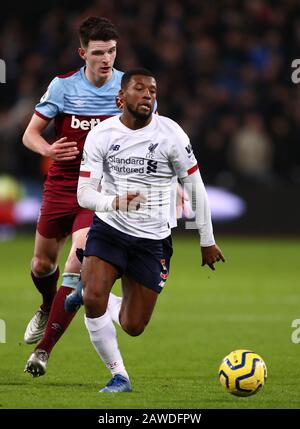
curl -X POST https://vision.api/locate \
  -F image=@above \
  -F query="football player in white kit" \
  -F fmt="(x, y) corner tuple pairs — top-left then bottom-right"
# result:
(66, 68), (225, 393)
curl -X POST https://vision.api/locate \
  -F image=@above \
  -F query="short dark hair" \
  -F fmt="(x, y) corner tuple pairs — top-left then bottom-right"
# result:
(79, 16), (119, 48)
(121, 68), (156, 89)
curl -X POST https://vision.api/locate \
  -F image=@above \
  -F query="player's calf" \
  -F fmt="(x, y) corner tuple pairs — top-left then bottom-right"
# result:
(120, 318), (145, 337)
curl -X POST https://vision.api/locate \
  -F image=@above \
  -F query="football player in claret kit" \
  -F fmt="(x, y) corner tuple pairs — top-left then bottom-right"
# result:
(22, 16), (127, 377)
(66, 68), (225, 392)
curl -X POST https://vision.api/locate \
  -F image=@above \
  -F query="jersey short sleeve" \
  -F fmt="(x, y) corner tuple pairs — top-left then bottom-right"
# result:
(168, 123), (198, 179)
(35, 77), (64, 119)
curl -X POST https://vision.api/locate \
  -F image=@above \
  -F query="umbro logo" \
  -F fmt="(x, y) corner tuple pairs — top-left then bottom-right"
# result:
(73, 100), (85, 107)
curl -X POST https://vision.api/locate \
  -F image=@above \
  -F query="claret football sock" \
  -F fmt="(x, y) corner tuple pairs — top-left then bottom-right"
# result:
(35, 285), (77, 354)
(84, 311), (129, 380)
(31, 266), (59, 312)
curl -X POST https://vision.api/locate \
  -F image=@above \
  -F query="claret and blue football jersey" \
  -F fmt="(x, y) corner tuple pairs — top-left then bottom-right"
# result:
(35, 66), (123, 189)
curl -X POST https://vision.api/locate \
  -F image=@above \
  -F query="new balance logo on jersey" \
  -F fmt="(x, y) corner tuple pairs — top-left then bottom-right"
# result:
(110, 144), (120, 151)
(185, 144), (192, 154)
(185, 144), (194, 158)
(146, 160), (158, 174)
(71, 115), (101, 130)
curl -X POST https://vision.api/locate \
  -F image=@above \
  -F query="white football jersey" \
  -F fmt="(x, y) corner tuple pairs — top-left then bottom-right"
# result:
(81, 114), (198, 239)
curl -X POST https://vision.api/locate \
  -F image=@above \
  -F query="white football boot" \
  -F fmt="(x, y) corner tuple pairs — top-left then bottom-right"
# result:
(24, 349), (49, 377)
(24, 309), (49, 344)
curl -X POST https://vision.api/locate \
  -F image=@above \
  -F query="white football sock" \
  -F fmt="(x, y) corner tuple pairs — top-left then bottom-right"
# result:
(107, 293), (122, 326)
(84, 311), (129, 380)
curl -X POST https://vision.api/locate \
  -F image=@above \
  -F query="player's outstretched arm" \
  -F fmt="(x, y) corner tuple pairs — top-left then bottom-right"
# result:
(23, 113), (79, 161)
(201, 244), (225, 271)
(180, 170), (225, 270)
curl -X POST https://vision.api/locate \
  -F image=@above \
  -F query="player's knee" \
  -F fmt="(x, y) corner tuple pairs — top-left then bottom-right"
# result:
(83, 289), (99, 307)
(31, 256), (55, 276)
(121, 320), (145, 337)
(83, 288), (107, 312)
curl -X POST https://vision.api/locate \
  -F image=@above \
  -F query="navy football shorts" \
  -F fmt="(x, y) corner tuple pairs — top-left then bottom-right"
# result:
(84, 216), (173, 293)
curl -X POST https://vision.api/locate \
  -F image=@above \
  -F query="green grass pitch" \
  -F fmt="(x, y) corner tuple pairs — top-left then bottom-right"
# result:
(0, 234), (300, 409)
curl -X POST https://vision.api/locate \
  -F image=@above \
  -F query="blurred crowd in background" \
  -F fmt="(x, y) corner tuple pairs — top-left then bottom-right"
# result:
(1, 0), (300, 187)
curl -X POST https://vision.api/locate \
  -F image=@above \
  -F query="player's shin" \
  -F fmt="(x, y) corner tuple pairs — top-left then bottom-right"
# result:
(84, 311), (129, 380)
(31, 266), (59, 312)
(35, 273), (80, 354)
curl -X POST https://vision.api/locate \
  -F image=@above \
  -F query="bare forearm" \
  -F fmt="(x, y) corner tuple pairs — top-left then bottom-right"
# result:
(22, 129), (52, 157)
(23, 129), (79, 161)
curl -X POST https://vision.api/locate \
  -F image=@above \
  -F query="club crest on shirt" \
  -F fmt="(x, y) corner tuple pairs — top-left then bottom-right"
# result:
(146, 143), (159, 159)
